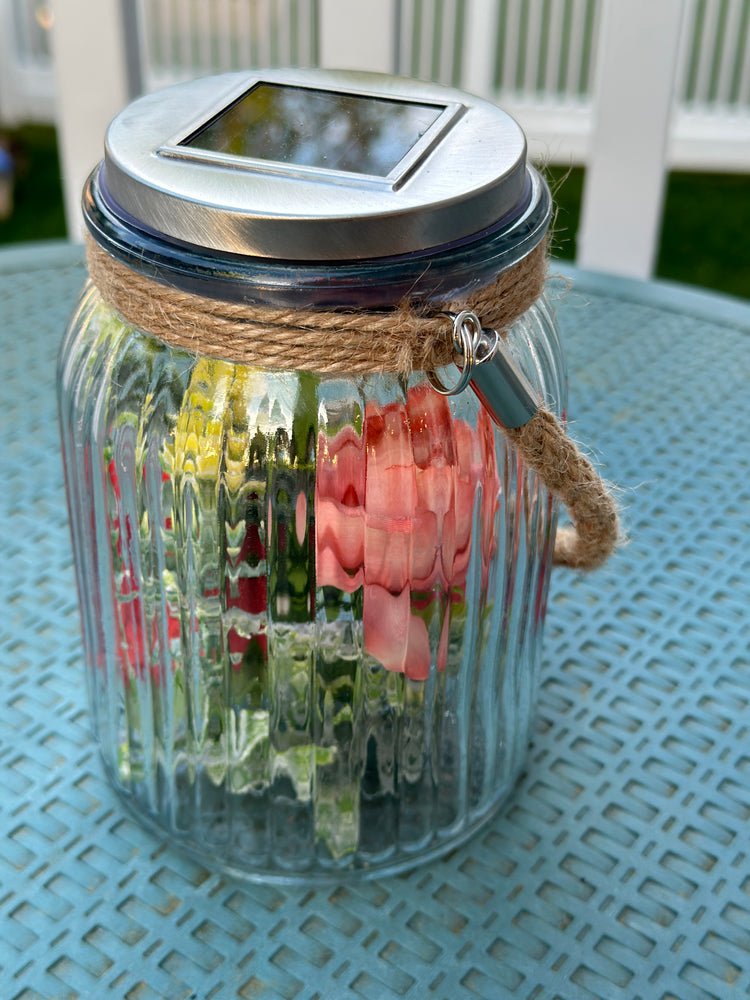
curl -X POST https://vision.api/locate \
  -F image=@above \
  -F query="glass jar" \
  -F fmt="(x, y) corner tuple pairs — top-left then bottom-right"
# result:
(58, 69), (567, 880)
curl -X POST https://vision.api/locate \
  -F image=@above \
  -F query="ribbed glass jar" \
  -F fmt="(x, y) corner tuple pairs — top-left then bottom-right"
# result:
(58, 283), (566, 881)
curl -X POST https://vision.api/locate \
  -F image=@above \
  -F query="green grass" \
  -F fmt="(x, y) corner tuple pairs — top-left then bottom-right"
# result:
(547, 165), (750, 299)
(0, 124), (66, 244)
(0, 126), (748, 300)
(656, 172), (750, 297)
(547, 165), (585, 261)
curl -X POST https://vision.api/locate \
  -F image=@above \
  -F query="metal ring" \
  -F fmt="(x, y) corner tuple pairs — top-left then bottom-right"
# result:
(475, 326), (500, 364)
(451, 310), (481, 359)
(427, 310), (482, 396)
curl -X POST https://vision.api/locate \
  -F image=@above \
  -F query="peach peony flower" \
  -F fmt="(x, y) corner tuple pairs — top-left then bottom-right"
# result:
(315, 385), (499, 680)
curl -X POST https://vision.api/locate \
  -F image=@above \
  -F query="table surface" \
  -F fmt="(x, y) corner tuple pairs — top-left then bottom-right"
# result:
(1, 242), (749, 1000)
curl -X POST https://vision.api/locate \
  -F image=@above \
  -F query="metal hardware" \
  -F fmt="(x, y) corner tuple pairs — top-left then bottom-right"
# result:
(428, 310), (540, 429)
(428, 310), (485, 396)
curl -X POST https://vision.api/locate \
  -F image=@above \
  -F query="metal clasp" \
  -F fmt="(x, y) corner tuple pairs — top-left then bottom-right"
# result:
(427, 310), (540, 429)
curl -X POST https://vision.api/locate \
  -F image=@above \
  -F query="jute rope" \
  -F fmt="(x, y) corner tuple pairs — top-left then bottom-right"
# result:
(86, 236), (547, 375)
(505, 411), (618, 570)
(86, 236), (618, 570)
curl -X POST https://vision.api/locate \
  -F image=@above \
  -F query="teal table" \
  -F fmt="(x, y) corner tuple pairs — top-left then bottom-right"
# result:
(2, 243), (749, 1000)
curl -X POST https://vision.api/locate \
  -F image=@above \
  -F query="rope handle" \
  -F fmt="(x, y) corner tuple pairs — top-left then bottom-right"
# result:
(505, 408), (619, 570)
(427, 308), (619, 571)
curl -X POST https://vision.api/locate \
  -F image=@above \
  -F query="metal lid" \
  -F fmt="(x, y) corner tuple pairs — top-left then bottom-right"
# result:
(98, 68), (532, 262)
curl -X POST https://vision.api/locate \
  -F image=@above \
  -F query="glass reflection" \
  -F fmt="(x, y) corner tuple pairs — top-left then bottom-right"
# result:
(183, 83), (445, 177)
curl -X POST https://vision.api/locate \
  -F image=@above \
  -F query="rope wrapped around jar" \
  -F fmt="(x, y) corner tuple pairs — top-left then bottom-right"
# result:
(86, 235), (619, 571)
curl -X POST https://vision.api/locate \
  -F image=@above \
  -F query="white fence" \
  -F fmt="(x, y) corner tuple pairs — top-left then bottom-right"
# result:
(139, 0), (319, 89)
(2, 0), (749, 277)
(139, 0), (750, 169)
(395, 0), (750, 170)
(0, 0), (744, 165)
(2, 0), (749, 169)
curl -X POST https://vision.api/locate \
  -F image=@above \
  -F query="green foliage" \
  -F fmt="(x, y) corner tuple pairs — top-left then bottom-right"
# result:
(0, 124), (66, 243)
(546, 165), (585, 261)
(547, 164), (750, 300)
(657, 172), (750, 299)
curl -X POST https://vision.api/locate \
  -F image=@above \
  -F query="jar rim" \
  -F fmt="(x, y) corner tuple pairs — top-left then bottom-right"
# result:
(84, 163), (551, 309)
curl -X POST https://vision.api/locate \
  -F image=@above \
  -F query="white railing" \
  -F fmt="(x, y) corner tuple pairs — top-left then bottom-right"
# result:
(4, 0), (749, 169)
(3, 0), (750, 275)
(139, 0), (319, 91)
(398, 0), (601, 97)
(675, 0), (750, 169)
(398, 0), (750, 169)
(464, 0), (602, 163)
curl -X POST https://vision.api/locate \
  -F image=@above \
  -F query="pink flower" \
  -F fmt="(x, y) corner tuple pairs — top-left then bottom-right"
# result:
(315, 385), (499, 680)
(316, 424), (366, 592)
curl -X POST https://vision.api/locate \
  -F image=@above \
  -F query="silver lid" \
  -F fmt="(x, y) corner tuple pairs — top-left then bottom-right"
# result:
(100, 68), (531, 262)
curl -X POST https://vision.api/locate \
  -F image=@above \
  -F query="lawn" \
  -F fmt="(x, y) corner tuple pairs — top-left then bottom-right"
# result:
(0, 125), (748, 300)
(0, 125), (66, 243)
(548, 165), (750, 299)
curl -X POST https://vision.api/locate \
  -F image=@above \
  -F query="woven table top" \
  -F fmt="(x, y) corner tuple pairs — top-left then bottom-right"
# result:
(1, 242), (749, 1000)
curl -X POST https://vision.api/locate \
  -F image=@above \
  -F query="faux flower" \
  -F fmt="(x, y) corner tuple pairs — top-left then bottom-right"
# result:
(315, 384), (499, 680)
